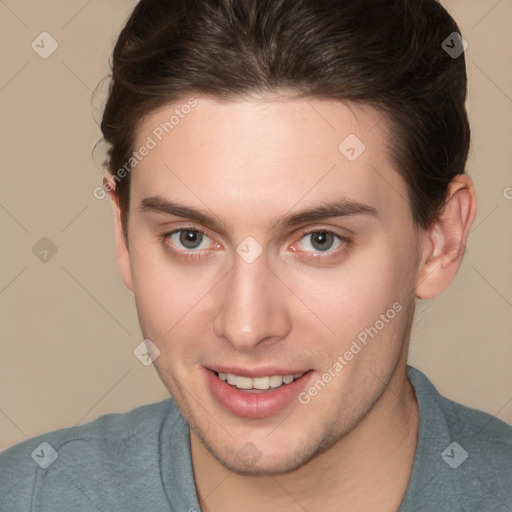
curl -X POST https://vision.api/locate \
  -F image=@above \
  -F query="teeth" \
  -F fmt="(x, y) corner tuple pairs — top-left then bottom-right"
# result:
(216, 371), (305, 390)
(282, 375), (294, 384)
(235, 376), (252, 390)
(269, 375), (283, 388)
(252, 376), (270, 390)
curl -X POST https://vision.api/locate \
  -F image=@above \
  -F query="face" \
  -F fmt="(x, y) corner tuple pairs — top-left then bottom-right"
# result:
(118, 95), (424, 474)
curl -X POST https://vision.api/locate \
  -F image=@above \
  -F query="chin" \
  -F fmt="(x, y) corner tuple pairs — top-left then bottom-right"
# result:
(218, 447), (313, 476)
(196, 426), (331, 476)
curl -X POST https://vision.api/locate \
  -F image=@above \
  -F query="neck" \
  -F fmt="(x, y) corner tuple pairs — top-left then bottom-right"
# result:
(191, 364), (419, 512)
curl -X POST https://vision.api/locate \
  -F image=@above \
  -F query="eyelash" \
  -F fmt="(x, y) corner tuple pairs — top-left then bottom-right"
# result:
(159, 226), (352, 262)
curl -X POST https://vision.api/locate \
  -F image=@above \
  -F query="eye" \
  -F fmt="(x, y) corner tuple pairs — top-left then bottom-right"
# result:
(164, 228), (214, 252)
(294, 230), (349, 256)
(300, 231), (338, 252)
(160, 227), (350, 262)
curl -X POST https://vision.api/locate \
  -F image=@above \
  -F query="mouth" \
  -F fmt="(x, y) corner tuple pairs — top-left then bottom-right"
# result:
(203, 366), (314, 418)
(213, 370), (306, 392)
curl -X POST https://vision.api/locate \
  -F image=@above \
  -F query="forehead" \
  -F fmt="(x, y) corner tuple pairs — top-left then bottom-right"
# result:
(130, 95), (410, 228)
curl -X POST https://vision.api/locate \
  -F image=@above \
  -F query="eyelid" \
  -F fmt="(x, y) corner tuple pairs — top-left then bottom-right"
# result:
(172, 227), (217, 244)
(291, 227), (351, 254)
(295, 225), (349, 239)
(160, 224), (351, 261)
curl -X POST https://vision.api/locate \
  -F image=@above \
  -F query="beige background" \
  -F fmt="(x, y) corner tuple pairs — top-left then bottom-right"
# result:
(1, 0), (511, 451)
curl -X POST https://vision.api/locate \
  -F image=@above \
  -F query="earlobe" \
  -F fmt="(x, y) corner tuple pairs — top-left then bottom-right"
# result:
(415, 174), (477, 300)
(107, 184), (133, 292)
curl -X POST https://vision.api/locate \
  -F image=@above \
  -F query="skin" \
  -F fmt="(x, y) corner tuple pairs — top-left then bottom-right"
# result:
(108, 94), (477, 511)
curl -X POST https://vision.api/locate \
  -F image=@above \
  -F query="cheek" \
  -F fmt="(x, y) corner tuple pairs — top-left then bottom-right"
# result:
(128, 220), (417, 369)
(290, 241), (411, 348)
(129, 244), (187, 336)
(129, 242), (221, 359)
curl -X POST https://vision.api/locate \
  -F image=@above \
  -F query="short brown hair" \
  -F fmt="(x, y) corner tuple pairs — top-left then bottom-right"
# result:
(101, 0), (470, 241)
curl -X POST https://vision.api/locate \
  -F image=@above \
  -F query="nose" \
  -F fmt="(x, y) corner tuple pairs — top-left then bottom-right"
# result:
(212, 253), (292, 352)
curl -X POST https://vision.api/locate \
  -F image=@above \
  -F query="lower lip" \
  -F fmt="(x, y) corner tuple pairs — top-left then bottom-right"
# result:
(203, 367), (313, 418)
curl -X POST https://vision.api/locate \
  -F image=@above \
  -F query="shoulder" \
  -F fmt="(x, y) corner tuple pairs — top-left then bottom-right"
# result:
(1, 397), (175, 464)
(404, 366), (512, 512)
(408, 365), (512, 455)
(436, 381), (512, 502)
(0, 398), (181, 512)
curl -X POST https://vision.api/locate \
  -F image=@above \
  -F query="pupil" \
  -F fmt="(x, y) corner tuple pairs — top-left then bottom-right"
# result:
(180, 230), (202, 249)
(312, 231), (333, 251)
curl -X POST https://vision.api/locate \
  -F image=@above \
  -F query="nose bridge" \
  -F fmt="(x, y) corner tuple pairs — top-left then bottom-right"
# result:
(213, 254), (290, 351)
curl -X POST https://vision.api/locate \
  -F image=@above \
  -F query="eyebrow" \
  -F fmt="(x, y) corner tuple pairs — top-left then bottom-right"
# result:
(140, 195), (378, 233)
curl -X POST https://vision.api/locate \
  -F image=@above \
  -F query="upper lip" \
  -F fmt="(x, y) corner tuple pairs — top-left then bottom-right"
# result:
(205, 365), (310, 378)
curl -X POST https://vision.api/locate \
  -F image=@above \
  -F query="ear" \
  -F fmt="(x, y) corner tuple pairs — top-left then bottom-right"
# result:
(106, 179), (133, 292)
(415, 174), (477, 300)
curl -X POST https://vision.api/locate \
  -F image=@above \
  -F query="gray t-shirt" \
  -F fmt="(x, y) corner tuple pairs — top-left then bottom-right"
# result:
(1, 366), (511, 511)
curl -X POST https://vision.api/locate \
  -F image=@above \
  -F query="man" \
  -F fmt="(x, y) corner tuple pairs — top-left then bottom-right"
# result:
(1, 0), (511, 511)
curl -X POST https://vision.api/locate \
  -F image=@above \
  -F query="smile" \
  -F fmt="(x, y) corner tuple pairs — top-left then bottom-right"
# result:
(215, 371), (305, 391)
(204, 367), (314, 418)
